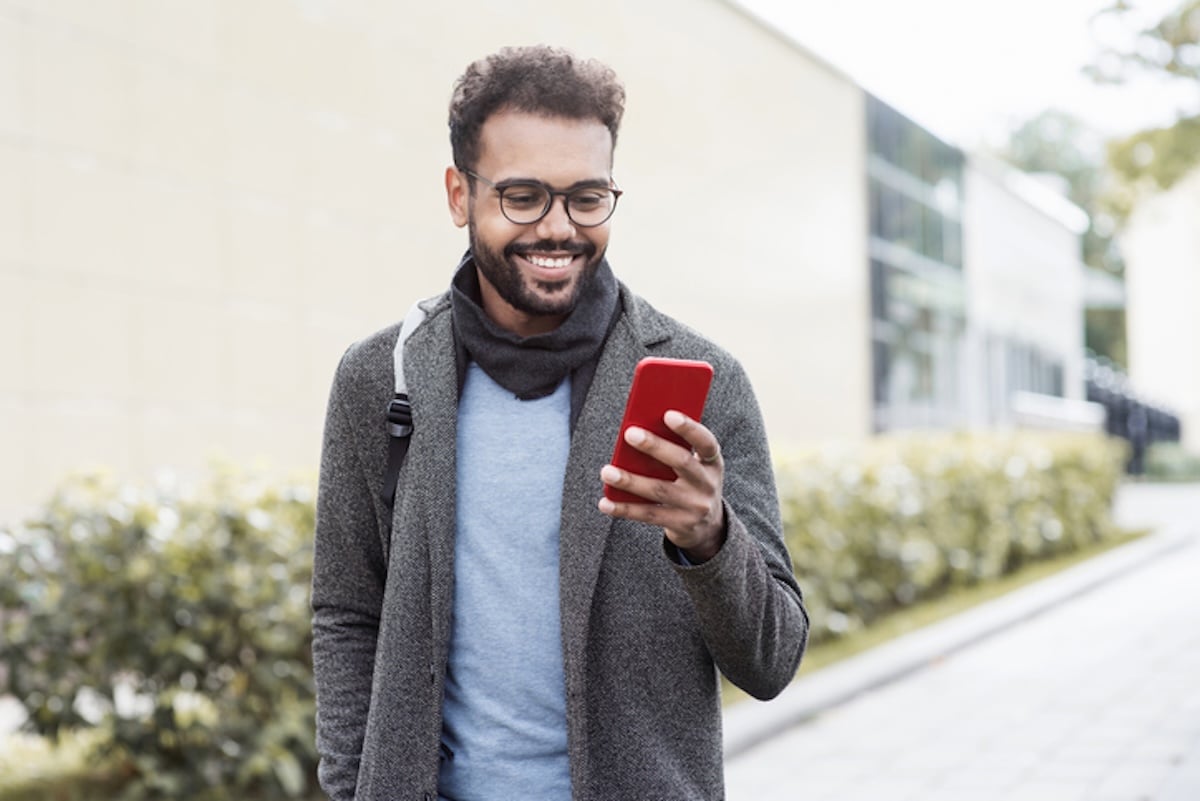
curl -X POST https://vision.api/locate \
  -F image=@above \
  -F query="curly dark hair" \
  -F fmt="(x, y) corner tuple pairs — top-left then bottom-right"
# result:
(448, 45), (626, 171)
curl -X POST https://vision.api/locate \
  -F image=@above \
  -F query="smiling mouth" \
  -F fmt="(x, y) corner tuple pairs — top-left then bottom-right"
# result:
(510, 244), (587, 271)
(522, 253), (576, 269)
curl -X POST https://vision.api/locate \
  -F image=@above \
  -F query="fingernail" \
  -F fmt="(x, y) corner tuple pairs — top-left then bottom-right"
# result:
(600, 465), (621, 483)
(625, 427), (645, 445)
(598, 497), (615, 514)
(664, 410), (685, 427)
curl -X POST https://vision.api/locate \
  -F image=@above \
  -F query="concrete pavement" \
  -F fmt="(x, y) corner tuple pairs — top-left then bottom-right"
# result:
(723, 481), (1200, 801)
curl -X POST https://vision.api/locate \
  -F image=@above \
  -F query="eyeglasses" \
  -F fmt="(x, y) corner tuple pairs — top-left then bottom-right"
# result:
(463, 169), (622, 227)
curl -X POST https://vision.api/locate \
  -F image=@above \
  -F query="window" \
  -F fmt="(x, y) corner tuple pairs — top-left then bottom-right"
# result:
(867, 94), (967, 431)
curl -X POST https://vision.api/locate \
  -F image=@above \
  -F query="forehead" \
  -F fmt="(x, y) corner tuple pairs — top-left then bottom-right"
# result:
(476, 110), (613, 183)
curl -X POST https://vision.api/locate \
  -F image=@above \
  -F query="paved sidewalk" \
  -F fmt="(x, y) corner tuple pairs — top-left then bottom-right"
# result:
(724, 482), (1200, 801)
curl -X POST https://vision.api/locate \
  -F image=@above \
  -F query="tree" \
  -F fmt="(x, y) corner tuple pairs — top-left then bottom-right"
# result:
(1088, 0), (1200, 85)
(1087, 0), (1200, 206)
(1075, 0), (1200, 368)
(1003, 0), (1200, 368)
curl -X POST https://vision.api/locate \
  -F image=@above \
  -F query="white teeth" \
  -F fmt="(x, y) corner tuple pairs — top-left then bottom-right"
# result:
(526, 254), (573, 268)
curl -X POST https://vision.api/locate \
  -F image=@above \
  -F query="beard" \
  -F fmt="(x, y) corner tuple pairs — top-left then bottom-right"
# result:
(468, 218), (603, 319)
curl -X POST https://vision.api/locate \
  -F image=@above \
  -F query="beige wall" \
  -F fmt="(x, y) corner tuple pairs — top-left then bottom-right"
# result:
(1123, 169), (1200, 453)
(0, 0), (870, 521)
(963, 157), (1087, 425)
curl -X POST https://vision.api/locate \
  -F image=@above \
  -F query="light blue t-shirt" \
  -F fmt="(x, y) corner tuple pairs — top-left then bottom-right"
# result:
(438, 363), (572, 801)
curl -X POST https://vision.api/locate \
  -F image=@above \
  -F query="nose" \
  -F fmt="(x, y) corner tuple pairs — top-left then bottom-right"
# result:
(534, 194), (577, 241)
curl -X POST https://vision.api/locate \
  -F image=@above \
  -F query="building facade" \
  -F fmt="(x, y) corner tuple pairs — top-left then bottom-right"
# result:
(1122, 168), (1200, 452)
(961, 156), (1089, 428)
(0, 0), (872, 518)
(0, 0), (1093, 520)
(864, 100), (1089, 435)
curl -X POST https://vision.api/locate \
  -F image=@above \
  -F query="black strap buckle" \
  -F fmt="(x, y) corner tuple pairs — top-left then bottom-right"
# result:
(386, 395), (413, 438)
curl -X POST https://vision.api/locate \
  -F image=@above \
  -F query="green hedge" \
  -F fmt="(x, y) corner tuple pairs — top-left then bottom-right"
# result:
(778, 431), (1127, 643)
(1144, 442), (1200, 482)
(0, 432), (1128, 798)
(0, 728), (124, 801)
(0, 469), (317, 801)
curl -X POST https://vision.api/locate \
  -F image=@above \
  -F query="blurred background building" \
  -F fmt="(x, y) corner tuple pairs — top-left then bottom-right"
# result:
(1121, 168), (1200, 453)
(0, 0), (1189, 521)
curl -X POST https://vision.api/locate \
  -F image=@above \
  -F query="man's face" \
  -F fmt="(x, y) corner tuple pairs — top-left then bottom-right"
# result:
(446, 110), (615, 337)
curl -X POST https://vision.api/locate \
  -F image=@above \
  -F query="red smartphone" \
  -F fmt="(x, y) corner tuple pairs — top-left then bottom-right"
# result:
(605, 357), (714, 504)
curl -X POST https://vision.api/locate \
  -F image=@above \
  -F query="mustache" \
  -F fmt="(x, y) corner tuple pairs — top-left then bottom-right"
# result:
(508, 240), (593, 257)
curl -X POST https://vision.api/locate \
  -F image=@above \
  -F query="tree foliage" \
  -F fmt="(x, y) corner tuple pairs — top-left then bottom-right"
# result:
(998, 1), (1200, 366)
(1106, 114), (1200, 211)
(1088, 0), (1200, 200)
(1088, 0), (1200, 84)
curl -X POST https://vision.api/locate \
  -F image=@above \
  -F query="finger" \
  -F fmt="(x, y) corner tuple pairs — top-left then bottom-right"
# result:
(597, 493), (695, 530)
(597, 493), (722, 554)
(623, 425), (695, 472)
(663, 410), (721, 465)
(600, 463), (715, 523)
(600, 463), (679, 505)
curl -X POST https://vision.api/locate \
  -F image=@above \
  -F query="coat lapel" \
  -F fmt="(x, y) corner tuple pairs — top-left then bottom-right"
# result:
(558, 289), (673, 708)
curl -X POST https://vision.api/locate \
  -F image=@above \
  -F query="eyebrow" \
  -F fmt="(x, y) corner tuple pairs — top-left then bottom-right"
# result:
(494, 176), (612, 191)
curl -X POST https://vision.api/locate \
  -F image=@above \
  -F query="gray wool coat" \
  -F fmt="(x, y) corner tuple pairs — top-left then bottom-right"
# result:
(311, 284), (809, 801)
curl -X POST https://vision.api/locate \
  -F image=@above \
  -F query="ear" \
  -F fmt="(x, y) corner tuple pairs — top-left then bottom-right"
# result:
(446, 166), (469, 228)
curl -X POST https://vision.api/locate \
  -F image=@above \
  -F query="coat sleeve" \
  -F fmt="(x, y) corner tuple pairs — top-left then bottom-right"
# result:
(311, 350), (388, 801)
(667, 357), (809, 700)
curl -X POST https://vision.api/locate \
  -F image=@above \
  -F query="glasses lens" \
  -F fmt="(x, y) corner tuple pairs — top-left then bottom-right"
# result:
(567, 188), (617, 226)
(499, 184), (551, 224)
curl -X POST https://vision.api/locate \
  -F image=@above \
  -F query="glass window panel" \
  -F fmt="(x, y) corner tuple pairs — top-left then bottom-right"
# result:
(869, 177), (883, 238)
(943, 220), (962, 269)
(870, 259), (887, 321)
(873, 339), (890, 404)
(900, 195), (922, 253)
(923, 205), (943, 263)
(881, 184), (903, 242)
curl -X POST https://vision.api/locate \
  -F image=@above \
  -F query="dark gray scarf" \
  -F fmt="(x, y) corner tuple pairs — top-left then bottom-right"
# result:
(450, 252), (620, 403)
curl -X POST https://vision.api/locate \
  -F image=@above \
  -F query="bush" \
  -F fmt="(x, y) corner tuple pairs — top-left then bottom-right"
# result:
(0, 468), (317, 801)
(1144, 442), (1200, 482)
(0, 728), (125, 800)
(777, 432), (1127, 643)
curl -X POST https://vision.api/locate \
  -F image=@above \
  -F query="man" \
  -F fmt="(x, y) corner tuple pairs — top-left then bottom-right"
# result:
(311, 46), (808, 801)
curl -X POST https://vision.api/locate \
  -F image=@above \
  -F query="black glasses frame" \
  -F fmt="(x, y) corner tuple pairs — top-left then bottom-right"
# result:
(462, 169), (622, 227)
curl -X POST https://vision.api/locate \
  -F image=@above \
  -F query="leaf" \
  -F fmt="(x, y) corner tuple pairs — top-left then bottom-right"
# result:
(271, 750), (306, 797)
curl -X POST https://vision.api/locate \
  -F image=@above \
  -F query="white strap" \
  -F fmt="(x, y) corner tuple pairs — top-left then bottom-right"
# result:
(393, 300), (428, 395)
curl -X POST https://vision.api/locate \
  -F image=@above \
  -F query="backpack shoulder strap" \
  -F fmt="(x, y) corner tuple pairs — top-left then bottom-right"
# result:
(391, 299), (428, 402)
(381, 299), (429, 524)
